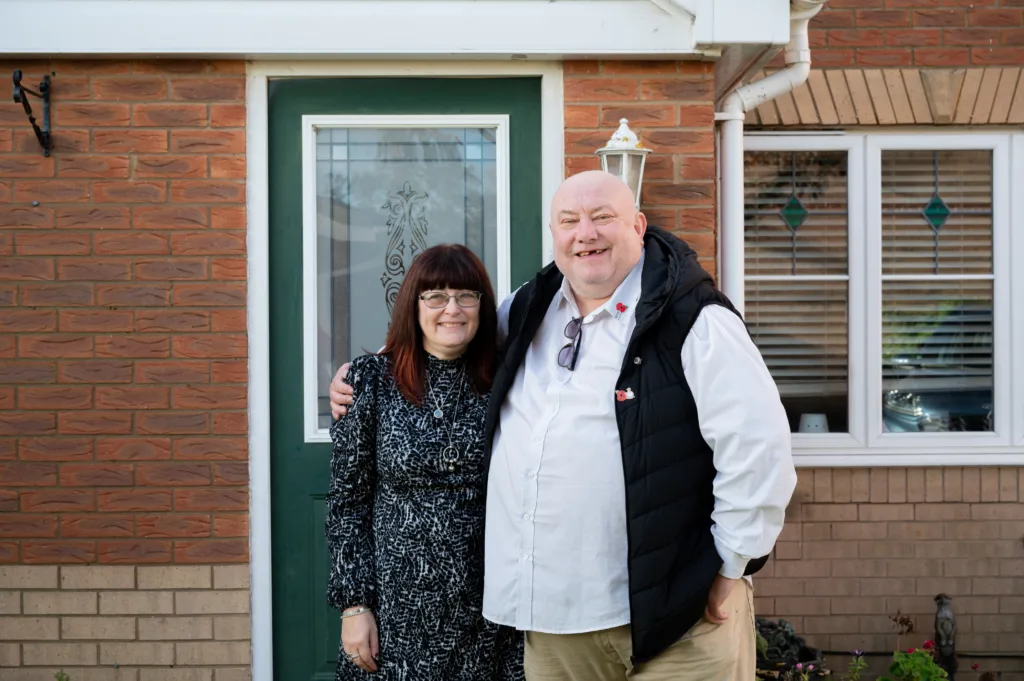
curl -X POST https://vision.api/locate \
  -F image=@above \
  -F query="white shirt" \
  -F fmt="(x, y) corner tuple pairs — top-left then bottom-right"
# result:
(482, 252), (796, 634)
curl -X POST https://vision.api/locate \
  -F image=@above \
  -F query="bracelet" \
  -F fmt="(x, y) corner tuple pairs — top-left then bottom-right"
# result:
(341, 606), (371, 618)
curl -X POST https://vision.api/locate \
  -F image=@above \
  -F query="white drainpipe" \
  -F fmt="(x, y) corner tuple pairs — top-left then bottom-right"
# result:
(717, 0), (827, 316)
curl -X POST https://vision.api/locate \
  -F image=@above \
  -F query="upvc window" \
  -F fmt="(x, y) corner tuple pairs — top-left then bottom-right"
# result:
(742, 132), (1022, 465)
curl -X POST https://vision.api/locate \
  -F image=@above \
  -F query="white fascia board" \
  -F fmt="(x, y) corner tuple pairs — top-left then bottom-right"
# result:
(2, 0), (704, 58)
(677, 0), (790, 47)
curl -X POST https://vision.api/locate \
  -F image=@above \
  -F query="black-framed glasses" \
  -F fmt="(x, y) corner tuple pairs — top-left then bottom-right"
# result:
(558, 317), (582, 371)
(419, 290), (482, 309)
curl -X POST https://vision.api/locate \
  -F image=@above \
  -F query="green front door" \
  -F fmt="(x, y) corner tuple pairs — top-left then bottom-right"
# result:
(268, 77), (542, 681)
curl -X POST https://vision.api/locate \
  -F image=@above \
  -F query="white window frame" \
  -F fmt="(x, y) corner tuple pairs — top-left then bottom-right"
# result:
(1014, 133), (1024, 449)
(742, 134), (867, 452)
(744, 130), (1024, 466)
(300, 114), (512, 444)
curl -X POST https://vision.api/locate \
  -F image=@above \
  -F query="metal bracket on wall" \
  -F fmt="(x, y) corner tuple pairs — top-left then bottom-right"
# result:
(12, 69), (52, 157)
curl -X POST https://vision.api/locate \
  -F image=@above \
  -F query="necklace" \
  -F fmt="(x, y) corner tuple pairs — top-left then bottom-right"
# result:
(427, 364), (466, 472)
(428, 364), (461, 419)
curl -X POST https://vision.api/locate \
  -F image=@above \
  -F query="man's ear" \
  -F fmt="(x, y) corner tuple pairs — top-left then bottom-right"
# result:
(635, 211), (648, 239)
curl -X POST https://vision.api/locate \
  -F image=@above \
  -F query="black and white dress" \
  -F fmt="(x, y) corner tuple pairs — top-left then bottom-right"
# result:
(326, 352), (524, 681)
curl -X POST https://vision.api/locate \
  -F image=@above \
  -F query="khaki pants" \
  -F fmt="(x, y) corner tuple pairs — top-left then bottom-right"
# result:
(523, 580), (755, 681)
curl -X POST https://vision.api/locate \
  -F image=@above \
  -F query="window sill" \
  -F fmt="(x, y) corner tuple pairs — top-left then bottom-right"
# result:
(792, 447), (1024, 467)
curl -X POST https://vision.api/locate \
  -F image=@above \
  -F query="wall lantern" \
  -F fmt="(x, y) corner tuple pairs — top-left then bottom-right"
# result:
(595, 118), (651, 209)
(12, 70), (52, 157)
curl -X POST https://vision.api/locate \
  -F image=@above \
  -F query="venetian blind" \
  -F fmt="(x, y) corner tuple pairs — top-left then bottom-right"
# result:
(880, 150), (994, 430)
(743, 151), (849, 430)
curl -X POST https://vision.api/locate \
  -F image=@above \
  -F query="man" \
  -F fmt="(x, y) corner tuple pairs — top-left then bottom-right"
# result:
(331, 170), (796, 680)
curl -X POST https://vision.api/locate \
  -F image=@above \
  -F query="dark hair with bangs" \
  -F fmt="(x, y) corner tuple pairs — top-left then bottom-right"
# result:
(380, 244), (497, 405)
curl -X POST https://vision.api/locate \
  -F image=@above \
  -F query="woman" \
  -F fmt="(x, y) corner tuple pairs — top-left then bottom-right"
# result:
(325, 244), (523, 681)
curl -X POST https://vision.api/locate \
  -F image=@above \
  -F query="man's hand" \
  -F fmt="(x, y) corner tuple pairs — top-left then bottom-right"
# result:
(704, 574), (739, 624)
(330, 363), (353, 419)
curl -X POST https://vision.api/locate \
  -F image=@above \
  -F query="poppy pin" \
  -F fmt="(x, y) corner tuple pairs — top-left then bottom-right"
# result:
(616, 302), (627, 313)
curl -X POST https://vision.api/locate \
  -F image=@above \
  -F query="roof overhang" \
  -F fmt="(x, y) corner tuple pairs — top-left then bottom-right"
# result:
(1, 0), (790, 61)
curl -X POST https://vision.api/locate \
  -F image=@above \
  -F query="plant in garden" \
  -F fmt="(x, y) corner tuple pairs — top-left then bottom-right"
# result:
(54, 672), (70, 681)
(844, 650), (868, 681)
(781, 662), (816, 681)
(889, 610), (915, 652)
(879, 641), (948, 681)
(973, 663), (1000, 681)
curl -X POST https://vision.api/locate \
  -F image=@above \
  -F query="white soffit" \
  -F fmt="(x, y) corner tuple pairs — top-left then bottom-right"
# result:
(1, 0), (708, 58)
(686, 0), (790, 47)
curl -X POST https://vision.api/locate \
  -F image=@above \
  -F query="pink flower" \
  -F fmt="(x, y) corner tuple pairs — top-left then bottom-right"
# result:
(796, 663), (803, 671)
(923, 640), (934, 650)
(972, 664), (980, 671)
(906, 648), (915, 654)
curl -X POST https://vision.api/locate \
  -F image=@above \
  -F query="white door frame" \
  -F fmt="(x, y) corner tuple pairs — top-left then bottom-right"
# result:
(245, 60), (564, 681)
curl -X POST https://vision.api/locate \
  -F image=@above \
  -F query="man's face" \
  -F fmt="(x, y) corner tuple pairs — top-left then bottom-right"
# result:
(550, 171), (647, 303)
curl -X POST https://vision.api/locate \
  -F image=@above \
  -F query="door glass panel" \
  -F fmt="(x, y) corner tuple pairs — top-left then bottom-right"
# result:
(314, 125), (501, 429)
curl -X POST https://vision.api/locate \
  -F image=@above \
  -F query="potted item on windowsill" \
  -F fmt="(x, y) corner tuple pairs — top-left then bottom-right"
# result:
(797, 413), (829, 433)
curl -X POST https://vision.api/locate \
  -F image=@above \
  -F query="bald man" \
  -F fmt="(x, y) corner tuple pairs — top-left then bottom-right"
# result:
(330, 171), (796, 680)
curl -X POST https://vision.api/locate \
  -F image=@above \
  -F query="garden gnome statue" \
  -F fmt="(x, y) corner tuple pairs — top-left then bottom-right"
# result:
(934, 593), (957, 679)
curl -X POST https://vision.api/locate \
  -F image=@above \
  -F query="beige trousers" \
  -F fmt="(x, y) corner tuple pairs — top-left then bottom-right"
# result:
(523, 580), (755, 681)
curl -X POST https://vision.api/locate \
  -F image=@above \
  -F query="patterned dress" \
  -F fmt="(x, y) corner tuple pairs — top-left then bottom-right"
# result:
(326, 352), (524, 681)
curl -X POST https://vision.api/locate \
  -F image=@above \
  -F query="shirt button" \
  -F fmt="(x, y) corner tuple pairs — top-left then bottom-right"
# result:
(523, 554), (532, 561)
(523, 513), (531, 520)
(633, 356), (642, 365)
(528, 472), (537, 479)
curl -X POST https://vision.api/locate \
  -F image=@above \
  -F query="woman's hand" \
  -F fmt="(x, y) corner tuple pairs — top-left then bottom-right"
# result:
(341, 607), (379, 673)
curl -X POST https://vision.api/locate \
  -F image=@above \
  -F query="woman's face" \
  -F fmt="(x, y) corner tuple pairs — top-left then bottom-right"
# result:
(418, 287), (481, 359)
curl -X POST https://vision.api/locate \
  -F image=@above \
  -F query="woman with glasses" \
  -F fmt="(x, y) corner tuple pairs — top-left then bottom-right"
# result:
(326, 244), (523, 680)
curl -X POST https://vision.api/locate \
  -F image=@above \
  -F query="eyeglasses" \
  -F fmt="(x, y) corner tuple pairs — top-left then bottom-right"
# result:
(557, 317), (582, 371)
(419, 290), (482, 309)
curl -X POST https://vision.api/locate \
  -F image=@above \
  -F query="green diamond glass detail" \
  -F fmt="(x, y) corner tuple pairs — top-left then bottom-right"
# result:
(779, 194), (808, 231)
(922, 193), (951, 232)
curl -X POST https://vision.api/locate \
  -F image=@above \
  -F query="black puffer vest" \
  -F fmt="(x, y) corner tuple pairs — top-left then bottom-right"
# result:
(481, 226), (769, 664)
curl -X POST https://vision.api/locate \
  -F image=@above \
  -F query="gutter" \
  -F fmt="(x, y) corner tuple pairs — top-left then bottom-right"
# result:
(715, 0), (828, 316)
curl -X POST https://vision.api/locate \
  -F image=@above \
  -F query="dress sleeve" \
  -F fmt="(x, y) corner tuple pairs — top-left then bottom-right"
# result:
(325, 355), (381, 611)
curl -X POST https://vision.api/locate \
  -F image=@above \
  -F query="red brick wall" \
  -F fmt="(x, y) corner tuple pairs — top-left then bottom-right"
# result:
(561, 60), (718, 278)
(806, 0), (1024, 68)
(0, 59), (248, 566)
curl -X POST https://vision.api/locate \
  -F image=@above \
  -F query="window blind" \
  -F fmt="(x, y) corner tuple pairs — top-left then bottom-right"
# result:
(880, 150), (994, 432)
(744, 151), (850, 432)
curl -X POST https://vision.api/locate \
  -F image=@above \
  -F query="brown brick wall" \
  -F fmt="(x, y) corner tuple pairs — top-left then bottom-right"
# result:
(562, 60), (718, 278)
(804, 0), (1024, 68)
(760, 467), (1024, 661)
(0, 59), (248, 567)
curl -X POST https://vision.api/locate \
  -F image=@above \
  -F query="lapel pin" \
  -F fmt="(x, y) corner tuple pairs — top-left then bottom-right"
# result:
(615, 388), (636, 402)
(615, 302), (627, 313)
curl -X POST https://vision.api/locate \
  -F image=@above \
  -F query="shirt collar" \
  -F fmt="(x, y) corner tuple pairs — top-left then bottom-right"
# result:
(557, 248), (645, 325)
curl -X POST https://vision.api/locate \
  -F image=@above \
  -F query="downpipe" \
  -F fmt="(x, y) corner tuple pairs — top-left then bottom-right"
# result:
(717, 0), (827, 316)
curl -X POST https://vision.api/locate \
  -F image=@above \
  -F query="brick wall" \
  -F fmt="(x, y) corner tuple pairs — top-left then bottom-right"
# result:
(0, 565), (250, 680)
(0, 59), (250, 677)
(761, 467), (1024, 672)
(806, 0), (1024, 68)
(562, 60), (718, 278)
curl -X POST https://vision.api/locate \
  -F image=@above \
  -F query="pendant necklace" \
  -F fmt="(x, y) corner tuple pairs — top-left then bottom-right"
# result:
(429, 365), (461, 420)
(427, 364), (466, 472)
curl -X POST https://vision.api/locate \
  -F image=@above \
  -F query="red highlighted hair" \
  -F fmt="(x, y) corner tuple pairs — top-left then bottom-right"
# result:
(381, 244), (497, 405)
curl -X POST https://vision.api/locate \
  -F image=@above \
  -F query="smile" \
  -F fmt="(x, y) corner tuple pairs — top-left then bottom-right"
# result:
(575, 249), (607, 257)
(438, 323), (465, 328)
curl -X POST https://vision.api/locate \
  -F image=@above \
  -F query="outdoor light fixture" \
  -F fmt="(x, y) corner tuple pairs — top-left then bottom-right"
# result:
(11, 70), (52, 157)
(595, 118), (651, 209)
